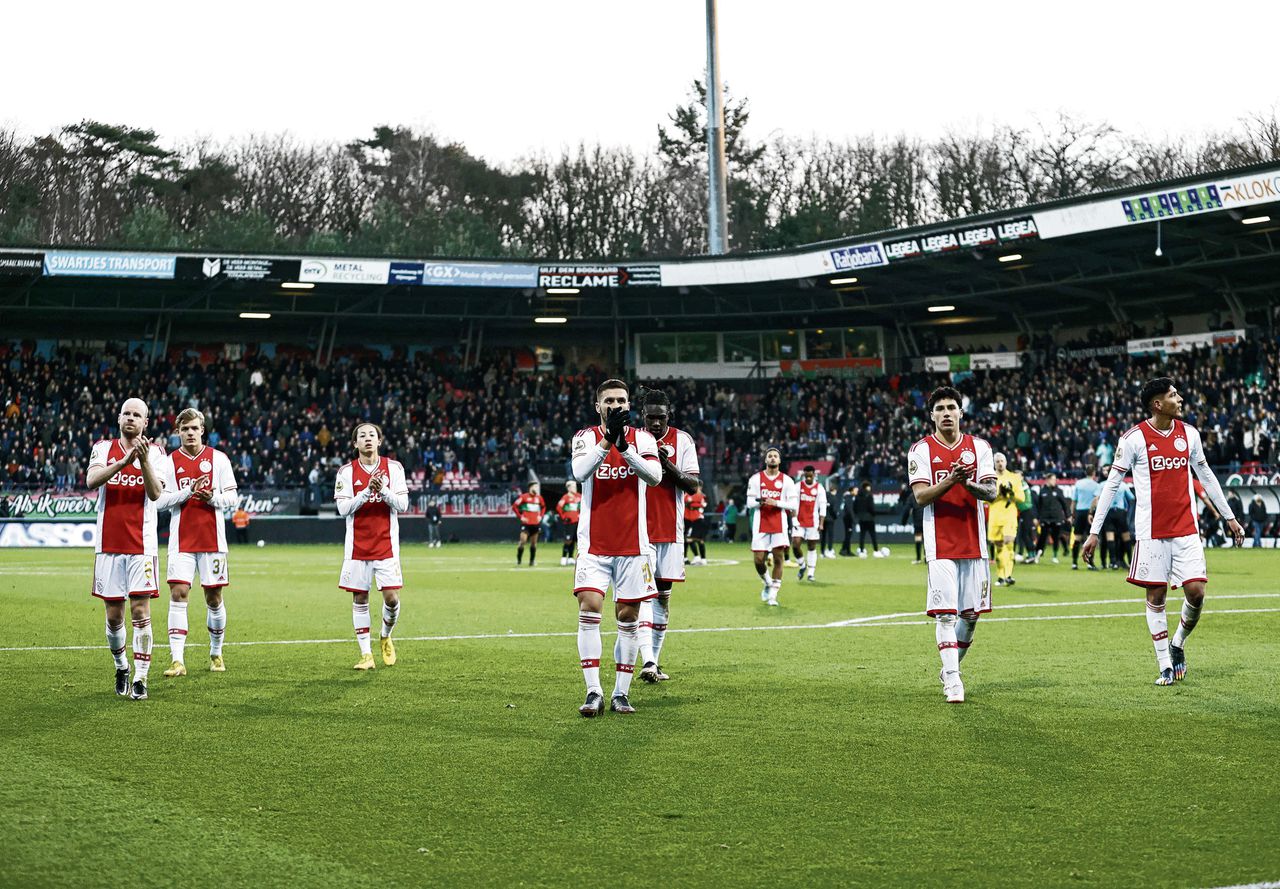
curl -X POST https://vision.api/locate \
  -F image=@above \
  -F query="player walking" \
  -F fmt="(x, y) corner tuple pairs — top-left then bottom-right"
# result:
(684, 482), (708, 566)
(988, 453), (1025, 586)
(792, 465), (828, 581)
(637, 388), (700, 684)
(335, 423), (409, 671)
(571, 379), (662, 716)
(512, 482), (545, 566)
(161, 409), (238, 677)
(747, 447), (798, 606)
(907, 386), (997, 704)
(87, 398), (195, 700)
(556, 481), (581, 566)
(1083, 378), (1243, 686)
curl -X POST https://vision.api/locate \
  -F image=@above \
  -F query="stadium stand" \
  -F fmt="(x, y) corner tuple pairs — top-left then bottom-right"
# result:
(2, 332), (1274, 495)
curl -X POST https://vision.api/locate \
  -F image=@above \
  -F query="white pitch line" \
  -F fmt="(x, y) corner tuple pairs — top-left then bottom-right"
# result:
(824, 592), (1280, 627)
(1, 602), (1278, 653)
(1200, 882), (1280, 889)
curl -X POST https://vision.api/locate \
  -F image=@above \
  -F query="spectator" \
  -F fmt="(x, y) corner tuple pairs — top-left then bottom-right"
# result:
(1249, 494), (1269, 548)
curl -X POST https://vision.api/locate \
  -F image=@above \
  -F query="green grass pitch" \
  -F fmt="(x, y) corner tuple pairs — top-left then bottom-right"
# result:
(1, 543), (1277, 888)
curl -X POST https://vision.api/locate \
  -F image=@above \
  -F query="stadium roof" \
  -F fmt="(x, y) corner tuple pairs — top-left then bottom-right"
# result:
(2, 160), (1278, 346)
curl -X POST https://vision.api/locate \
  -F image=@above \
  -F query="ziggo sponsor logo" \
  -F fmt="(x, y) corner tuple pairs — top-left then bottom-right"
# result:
(108, 471), (146, 487)
(1150, 456), (1189, 471)
(595, 464), (636, 481)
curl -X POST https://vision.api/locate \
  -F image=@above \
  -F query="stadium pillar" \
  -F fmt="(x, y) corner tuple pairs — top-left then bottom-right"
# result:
(705, 0), (729, 255)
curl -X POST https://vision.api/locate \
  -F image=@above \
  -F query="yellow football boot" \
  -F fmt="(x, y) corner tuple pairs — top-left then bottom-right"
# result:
(209, 655), (226, 672)
(380, 637), (397, 666)
(353, 653), (376, 671)
(163, 660), (186, 678)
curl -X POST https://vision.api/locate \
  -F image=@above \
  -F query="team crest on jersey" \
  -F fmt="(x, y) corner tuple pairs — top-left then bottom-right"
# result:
(960, 451), (975, 465)
(1173, 438), (1187, 452)
(200, 460), (213, 472)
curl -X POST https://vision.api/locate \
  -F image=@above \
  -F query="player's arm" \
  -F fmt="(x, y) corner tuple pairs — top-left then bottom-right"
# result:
(623, 431), (662, 486)
(1087, 466), (1127, 539)
(571, 432), (609, 482)
(781, 478), (799, 515)
(913, 465), (967, 507)
(746, 475), (761, 510)
(153, 456), (195, 511)
(817, 486), (828, 529)
(385, 462), (410, 513)
(335, 467), (370, 517)
(962, 477), (997, 502)
(137, 441), (164, 501)
(208, 456), (239, 509)
(962, 442), (997, 502)
(1189, 431), (1243, 544)
(659, 453), (700, 494)
(86, 441), (137, 490)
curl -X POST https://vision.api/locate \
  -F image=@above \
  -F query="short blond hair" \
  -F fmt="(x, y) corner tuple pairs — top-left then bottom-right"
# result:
(176, 408), (205, 429)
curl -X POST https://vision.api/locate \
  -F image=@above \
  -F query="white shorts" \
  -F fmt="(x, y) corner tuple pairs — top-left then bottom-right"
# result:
(653, 542), (685, 584)
(339, 558), (403, 593)
(926, 558), (992, 617)
(792, 524), (820, 542)
(1128, 535), (1207, 590)
(167, 552), (229, 588)
(92, 553), (159, 601)
(574, 551), (658, 603)
(752, 531), (790, 552)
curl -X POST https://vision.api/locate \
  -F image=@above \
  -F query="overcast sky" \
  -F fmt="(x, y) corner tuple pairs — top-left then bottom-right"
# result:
(3, 1), (1274, 164)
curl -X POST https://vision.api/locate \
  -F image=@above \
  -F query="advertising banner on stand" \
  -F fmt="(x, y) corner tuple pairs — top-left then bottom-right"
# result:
(177, 257), (302, 282)
(0, 252), (44, 276)
(299, 258), (390, 285)
(44, 251), (176, 279)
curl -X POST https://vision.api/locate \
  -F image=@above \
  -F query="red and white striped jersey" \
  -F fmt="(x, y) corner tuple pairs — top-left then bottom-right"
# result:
(748, 471), (798, 535)
(1109, 419), (1205, 540)
(796, 480), (828, 529)
(907, 433), (995, 561)
(645, 426), (700, 544)
(572, 426), (660, 557)
(89, 438), (167, 556)
(164, 446), (236, 554)
(335, 457), (409, 561)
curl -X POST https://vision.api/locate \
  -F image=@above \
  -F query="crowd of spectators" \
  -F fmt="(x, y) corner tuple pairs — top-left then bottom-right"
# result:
(719, 334), (1278, 484)
(1, 332), (1276, 496)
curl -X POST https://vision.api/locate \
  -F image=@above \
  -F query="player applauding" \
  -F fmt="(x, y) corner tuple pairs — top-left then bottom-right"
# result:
(570, 379), (662, 717)
(747, 447), (798, 606)
(907, 387), (997, 704)
(335, 423), (409, 671)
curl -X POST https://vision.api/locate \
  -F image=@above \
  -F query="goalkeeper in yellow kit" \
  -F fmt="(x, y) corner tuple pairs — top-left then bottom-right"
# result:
(988, 453), (1027, 586)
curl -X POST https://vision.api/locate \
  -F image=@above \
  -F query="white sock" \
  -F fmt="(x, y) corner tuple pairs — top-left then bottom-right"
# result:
(650, 598), (669, 665)
(956, 613), (978, 662)
(381, 601), (400, 638)
(1171, 599), (1202, 648)
(637, 599), (655, 666)
(207, 603), (226, 657)
(168, 601), (189, 662)
(1146, 603), (1172, 670)
(353, 602), (372, 656)
(132, 615), (153, 681)
(613, 620), (639, 696)
(936, 615), (960, 678)
(806, 550), (817, 576)
(106, 620), (127, 670)
(769, 579), (781, 602)
(577, 611), (602, 692)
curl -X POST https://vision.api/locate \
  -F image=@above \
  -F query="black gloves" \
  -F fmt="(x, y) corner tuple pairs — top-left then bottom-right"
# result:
(604, 407), (629, 450)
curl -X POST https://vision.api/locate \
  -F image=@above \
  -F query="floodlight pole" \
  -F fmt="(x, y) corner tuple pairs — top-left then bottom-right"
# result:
(706, 0), (729, 255)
